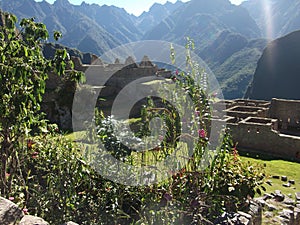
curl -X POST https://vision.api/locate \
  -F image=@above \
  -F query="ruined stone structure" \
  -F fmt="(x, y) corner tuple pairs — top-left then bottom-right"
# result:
(42, 55), (172, 130)
(214, 98), (300, 162)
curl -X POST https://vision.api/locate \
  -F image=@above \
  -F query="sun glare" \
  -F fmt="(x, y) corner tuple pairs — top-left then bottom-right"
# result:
(262, 0), (274, 39)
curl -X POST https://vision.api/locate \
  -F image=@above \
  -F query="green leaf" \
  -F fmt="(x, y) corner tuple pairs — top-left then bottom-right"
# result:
(23, 46), (28, 57)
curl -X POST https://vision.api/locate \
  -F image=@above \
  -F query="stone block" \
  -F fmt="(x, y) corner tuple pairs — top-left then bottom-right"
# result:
(296, 192), (300, 201)
(289, 180), (295, 185)
(283, 196), (295, 206)
(274, 190), (285, 202)
(265, 203), (278, 211)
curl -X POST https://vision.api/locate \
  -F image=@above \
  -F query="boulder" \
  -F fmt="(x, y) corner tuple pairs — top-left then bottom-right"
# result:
(0, 197), (23, 225)
(19, 215), (49, 225)
(62, 222), (79, 225)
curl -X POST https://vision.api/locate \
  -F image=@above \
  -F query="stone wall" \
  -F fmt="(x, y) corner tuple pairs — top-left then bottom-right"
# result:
(218, 99), (300, 161)
(269, 98), (300, 130)
(227, 117), (300, 160)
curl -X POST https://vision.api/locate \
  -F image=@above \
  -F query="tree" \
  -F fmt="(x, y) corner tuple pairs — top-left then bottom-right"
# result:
(0, 11), (84, 196)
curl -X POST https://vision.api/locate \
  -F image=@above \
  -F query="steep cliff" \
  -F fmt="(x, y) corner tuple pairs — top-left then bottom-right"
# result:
(245, 30), (300, 100)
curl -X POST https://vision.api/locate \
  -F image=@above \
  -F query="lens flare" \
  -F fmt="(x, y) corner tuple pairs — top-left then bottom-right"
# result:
(262, 0), (274, 39)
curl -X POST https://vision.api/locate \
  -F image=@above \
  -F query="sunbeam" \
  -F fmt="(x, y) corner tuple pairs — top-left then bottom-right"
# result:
(262, 0), (274, 39)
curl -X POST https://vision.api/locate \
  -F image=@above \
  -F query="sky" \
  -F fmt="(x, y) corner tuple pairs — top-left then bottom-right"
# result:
(39, 0), (246, 16)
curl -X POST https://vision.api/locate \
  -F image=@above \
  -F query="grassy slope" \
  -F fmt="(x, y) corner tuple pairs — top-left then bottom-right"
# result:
(240, 154), (300, 198)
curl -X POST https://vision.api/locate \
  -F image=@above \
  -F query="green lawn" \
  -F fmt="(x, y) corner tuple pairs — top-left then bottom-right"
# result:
(240, 153), (300, 198)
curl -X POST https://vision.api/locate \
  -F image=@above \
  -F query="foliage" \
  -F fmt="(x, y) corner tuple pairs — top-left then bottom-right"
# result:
(0, 11), (84, 196)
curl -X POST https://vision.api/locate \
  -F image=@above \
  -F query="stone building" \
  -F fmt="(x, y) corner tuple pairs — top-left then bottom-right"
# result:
(214, 98), (300, 162)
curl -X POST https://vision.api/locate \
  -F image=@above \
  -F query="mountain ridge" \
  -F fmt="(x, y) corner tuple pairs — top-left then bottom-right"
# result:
(2, 0), (300, 99)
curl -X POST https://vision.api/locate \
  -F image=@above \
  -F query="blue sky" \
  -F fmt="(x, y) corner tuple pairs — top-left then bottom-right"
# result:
(38, 0), (246, 16)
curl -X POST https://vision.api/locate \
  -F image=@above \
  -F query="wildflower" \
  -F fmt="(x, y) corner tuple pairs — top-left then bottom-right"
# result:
(198, 129), (206, 138)
(22, 208), (28, 214)
(175, 69), (179, 75)
(31, 151), (39, 159)
(9, 197), (14, 201)
(195, 110), (200, 116)
(5, 173), (10, 178)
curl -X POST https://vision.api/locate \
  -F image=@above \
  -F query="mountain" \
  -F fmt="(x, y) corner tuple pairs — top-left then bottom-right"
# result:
(75, 2), (142, 43)
(8, 0), (300, 100)
(144, 0), (261, 47)
(245, 30), (300, 100)
(199, 30), (268, 98)
(241, 0), (300, 39)
(0, 0), (265, 99)
(0, 0), (125, 55)
(136, 1), (184, 34)
(139, 0), (268, 99)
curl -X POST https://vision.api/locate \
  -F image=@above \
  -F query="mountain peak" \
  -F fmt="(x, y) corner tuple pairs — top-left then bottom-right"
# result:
(53, 0), (71, 7)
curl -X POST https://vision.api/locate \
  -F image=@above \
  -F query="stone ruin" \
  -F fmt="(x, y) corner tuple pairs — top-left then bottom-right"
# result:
(212, 98), (300, 162)
(41, 55), (173, 130)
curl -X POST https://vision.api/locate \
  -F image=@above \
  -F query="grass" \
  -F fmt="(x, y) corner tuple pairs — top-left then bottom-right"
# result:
(240, 152), (300, 198)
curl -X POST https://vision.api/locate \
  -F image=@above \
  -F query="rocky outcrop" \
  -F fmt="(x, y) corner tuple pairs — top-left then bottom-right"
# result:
(245, 30), (300, 100)
(254, 190), (300, 225)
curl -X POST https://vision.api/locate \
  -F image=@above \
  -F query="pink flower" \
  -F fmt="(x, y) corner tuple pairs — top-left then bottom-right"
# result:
(198, 129), (206, 138)
(195, 111), (200, 116)
(31, 152), (39, 159)
(23, 208), (28, 214)
(9, 197), (14, 201)
(175, 69), (179, 75)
